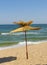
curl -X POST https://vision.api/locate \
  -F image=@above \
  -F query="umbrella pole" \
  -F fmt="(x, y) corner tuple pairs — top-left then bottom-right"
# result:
(25, 31), (28, 59)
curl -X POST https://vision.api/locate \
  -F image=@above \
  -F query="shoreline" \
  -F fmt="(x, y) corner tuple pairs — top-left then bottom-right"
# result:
(0, 42), (47, 65)
(0, 40), (47, 50)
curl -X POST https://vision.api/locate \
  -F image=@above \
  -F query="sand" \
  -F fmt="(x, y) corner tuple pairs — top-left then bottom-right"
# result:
(0, 42), (47, 65)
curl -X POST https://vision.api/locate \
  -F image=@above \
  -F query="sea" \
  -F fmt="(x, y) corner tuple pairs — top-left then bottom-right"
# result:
(0, 24), (47, 45)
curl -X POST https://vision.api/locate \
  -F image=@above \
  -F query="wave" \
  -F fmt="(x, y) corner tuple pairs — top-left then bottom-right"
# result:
(0, 40), (47, 50)
(1, 33), (10, 35)
(1, 32), (40, 35)
(11, 32), (39, 35)
(19, 40), (47, 45)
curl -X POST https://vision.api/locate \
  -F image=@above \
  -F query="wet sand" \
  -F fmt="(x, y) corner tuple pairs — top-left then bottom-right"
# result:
(0, 42), (47, 65)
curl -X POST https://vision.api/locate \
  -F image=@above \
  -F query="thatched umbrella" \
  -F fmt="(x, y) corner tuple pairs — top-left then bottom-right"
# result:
(10, 21), (40, 59)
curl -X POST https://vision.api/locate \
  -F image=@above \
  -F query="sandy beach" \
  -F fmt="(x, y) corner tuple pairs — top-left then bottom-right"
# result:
(0, 42), (47, 65)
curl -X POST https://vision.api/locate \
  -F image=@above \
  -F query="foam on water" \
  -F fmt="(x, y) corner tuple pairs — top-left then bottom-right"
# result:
(1, 32), (40, 36)
(1, 33), (9, 35)
(19, 40), (47, 45)
(0, 24), (47, 50)
(0, 40), (47, 50)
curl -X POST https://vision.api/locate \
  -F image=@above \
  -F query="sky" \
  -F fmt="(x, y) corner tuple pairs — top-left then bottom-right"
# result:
(0, 0), (47, 24)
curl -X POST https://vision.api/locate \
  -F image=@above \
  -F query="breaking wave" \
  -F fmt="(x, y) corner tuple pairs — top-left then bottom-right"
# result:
(0, 40), (47, 50)
(1, 32), (40, 35)
(1, 33), (9, 35)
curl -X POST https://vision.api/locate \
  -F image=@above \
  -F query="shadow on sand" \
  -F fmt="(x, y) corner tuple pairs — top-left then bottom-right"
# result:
(0, 56), (17, 63)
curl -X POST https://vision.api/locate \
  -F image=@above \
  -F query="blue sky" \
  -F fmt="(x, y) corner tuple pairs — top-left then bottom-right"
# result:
(0, 0), (47, 24)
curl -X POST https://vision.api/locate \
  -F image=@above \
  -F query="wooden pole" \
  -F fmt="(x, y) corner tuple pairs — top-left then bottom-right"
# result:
(25, 31), (28, 59)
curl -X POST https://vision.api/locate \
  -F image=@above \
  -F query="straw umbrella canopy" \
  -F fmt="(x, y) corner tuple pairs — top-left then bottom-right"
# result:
(10, 21), (40, 59)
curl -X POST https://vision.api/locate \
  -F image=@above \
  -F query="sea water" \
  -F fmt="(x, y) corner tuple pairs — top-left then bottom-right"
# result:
(0, 24), (47, 45)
